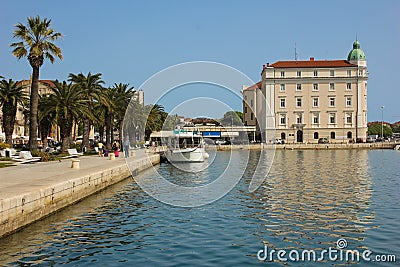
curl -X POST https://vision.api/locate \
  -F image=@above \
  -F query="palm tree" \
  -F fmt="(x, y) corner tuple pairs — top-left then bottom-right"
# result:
(38, 95), (55, 148)
(111, 83), (135, 150)
(68, 72), (104, 151)
(124, 95), (145, 145)
(41, 81), (90, 152)
(144, 104), (167, 139)
(0, 79), (29, 145)
(10, 16), (63, 151)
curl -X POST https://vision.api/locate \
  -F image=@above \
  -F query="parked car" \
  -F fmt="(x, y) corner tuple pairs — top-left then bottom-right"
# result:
(318, 138), (329, 144)
(203, 138), (216, 145)
(272, 138), (284, 144)
(215, 140), (230, 145)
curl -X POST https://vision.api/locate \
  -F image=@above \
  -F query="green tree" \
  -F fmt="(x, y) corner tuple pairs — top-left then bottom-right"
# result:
(111, 83), (135, 149)
(220, 111), (243, 126)
(162, 114), (180, 130)
(0, 79), (29, 145)
(368, 123), (393, 138)
(11, 16), (63, 151)
(144, 104), (167, 139)
(41, 81), (90, 152)
(38, 95), (55, 148)
(68, 72), (104, 150)
(123, 96), (146, 146)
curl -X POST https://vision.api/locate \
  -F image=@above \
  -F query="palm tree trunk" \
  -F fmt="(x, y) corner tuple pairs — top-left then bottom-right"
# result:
(99, 125), (104, 144)
(29, 66), (40, 151)
(82, 119), (90, 151)
(40, 119), (51, 148)
(105, 112), (112, 150)
(118, 120), (123, 151)
(3, 106), (16, 146)
(59, 119), (72, 153)
(23, 111), (29, 136)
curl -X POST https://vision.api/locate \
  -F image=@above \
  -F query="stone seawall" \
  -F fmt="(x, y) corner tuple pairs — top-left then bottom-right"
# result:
(0, 154), (159, 238)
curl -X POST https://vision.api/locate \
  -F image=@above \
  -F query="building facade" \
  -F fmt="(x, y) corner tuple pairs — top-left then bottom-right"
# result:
(243, 41), (368, 143)
(0, 79), (54, 140)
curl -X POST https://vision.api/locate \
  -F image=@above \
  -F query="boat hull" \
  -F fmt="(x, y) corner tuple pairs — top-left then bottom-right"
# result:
(167, 147), (208, 162)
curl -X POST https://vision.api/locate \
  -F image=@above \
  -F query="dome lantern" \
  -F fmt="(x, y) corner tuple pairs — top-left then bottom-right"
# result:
(347, 40), (366, 61)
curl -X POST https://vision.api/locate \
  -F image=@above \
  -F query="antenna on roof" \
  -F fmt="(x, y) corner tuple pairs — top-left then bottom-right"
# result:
(294, 43), (298, 61)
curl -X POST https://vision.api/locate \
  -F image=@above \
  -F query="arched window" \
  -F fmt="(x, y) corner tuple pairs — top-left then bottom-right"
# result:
(314, 132), (319, 139)
(281, 132), (286, 140)
(347, 131), (352, 139)
(330, 131), (336, 139)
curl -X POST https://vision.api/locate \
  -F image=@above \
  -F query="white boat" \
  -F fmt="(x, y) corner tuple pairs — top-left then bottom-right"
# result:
(166, 129), (209, 163)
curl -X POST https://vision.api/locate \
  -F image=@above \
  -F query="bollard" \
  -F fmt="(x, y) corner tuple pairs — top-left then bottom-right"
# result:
(71, 159), (80, 169)
(109, 152), (115, 160)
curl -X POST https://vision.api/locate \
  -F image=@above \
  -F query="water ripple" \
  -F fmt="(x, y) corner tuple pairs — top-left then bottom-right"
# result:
(0, 150), (399, 266)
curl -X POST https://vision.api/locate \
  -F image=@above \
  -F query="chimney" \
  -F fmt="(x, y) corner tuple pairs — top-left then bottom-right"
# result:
(310, 57), (314, 61)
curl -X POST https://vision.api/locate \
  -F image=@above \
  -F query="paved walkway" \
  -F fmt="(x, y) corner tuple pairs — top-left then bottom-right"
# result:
(0, 149), (147, 200)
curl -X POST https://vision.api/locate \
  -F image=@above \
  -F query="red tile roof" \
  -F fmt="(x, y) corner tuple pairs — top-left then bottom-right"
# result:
(39, 80), (55, 87)
(17, 79), (55, 87)
(269, 60), (356, 68)
(243, 81), (261, 91)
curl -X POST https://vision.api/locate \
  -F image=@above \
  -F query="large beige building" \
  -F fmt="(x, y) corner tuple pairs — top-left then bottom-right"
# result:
(243, 41), (368, 143)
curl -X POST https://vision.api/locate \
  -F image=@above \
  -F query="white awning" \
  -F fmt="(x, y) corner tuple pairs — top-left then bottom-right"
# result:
(221, 131), (239, 137)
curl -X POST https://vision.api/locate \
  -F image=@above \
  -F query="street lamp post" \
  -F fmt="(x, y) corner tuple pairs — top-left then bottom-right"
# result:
(381, 106), (385, 139)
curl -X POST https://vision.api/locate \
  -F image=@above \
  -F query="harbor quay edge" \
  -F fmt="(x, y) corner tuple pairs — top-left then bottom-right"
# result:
(0, 154), (160, 239)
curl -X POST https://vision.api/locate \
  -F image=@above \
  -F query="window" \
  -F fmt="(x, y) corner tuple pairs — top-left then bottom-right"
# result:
(244, 106), (247, 113)
(297, 71), (301, 77)
(280, 71), (285, 77)
(281, 132), (286, 140)
(280, 84), (285, 91)
(250, 99), (253, 107)
(313, 97), (319, 107)
(313, 113), (319, 124)
(314, 70), (318, 77)
(313, 83), (319, 91)
(329, 113), (336, 124)
(280, 98), (286, 108)
(251, 113), (254, 120)
(280, 114), (286, 125)
(296, 113), (302, 124)
(359, 70), (363, 76)
(330, 70), (335, 77)
(329, 97), (335, 107)
(347, 131), (352, 139)
(347, 70), (351, 77)
(329, 83), (335, 91)
(346, 113), (352, 124)
(346, 97), (352, 107)
(330, 131), (336, 139)
(314, 132), (319, 139)
(346, 83), (352, 90)
(296, 97), (302, 107)
(296, 84), (302, 91)
(244, 95), (247, 100)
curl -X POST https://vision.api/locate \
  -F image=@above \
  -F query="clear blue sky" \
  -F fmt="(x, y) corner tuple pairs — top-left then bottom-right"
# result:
(1, 1), (399, 121)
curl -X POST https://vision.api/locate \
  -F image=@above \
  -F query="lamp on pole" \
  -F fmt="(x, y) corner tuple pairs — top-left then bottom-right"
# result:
(381, 106), (385, 139)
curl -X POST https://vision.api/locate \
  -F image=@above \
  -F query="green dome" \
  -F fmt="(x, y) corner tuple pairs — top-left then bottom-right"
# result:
(347, 41), (366, 61)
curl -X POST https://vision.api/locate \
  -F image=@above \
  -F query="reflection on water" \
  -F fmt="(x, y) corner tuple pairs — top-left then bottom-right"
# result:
(247, 150), (374, 252)
(0, 150), (398, 266)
